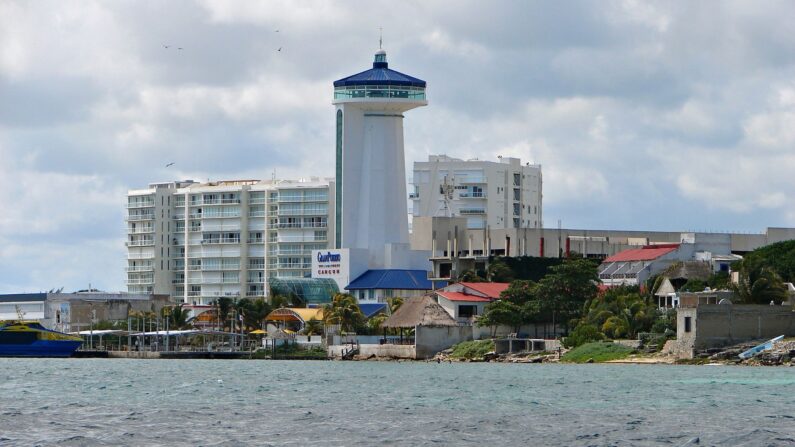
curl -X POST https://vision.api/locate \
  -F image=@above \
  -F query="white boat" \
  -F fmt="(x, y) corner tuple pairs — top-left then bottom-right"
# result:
(738, 335), (784, 360)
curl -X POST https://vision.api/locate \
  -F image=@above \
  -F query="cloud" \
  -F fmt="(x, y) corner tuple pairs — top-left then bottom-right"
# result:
(1, 1), (795, 292)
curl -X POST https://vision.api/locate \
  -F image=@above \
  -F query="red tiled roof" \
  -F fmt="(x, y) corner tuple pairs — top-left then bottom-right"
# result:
(437, 291), (494, 303)
(459, 282), (510, 299)
(603, 244), (680, 263)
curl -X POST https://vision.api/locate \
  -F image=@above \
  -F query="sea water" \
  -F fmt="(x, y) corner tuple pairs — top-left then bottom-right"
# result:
(1, 359), (794, 446)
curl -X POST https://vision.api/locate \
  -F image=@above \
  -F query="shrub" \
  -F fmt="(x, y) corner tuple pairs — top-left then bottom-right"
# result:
(563, 323), (605, 348)
(561, 342), (633, 363)
(450, 340), (495, 360)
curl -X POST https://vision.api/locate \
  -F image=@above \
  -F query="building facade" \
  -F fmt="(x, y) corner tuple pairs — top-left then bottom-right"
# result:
(411, 155), (542, 231)
(126, 178), (335, 307)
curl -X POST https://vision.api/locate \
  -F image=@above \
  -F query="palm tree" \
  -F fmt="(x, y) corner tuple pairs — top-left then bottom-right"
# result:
(215, 297), (233, 331)
(242, 298), (272, 331)
(733, 266), (788, 304)
(162, 304), (191, 329)
(323, 293), (365, 333)
(387, 297), (404, 315)
(302, 318), (324, 336)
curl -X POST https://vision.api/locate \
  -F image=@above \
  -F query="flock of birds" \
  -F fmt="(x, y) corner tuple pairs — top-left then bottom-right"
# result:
(161, 30), (282, 170)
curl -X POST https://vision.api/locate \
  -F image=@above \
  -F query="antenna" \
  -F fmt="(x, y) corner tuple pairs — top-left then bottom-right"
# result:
(379, 27), (383, 49)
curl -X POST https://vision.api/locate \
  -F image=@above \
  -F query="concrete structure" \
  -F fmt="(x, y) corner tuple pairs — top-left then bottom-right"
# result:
(415, 219), (795, 282)
(0, 292), (171, 332)
(411, 155), (542, 230)
(333, 48), (429, 270)
(672, 303), (795, 358)
(126, 177), (335, 308)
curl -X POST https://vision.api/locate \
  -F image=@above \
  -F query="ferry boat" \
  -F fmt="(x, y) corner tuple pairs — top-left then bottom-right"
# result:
(0, 321), (83, 357)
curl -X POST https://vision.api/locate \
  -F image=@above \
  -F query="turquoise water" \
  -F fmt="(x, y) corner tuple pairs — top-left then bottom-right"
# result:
(1, 360), (795, 446)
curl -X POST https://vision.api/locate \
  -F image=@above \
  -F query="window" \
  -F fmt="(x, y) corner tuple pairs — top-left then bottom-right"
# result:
(459, 305), (477, 318)
(513, 188), (520, 201)
(513, 173), (521, 186)
(684, 316), (692, 333)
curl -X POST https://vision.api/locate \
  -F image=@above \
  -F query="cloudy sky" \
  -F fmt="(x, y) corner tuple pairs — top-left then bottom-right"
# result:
(1, 0), (794, 292)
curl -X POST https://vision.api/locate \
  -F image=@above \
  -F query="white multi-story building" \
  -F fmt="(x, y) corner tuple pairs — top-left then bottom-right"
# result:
(410, 155), (542, 231)
(126, 177), (335, 306)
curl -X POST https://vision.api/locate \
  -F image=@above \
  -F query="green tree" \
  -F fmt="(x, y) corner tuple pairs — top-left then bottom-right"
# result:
(387, 297), (404, 315)
(162, 304), (191, 329)
(487, 258), (515, 282)
(459, 270), (485, 282)
(477, 299), (523, 335)
(215, 297), (233, 331)
(323, 293), (365, 333)
(302, 318), (324, 336)
(733, 266), (788, 304)
(241, 298), (272, 331)
(534, 259), (600, 335)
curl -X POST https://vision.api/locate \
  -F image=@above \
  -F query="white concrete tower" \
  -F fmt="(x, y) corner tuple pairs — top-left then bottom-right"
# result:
(333, 48), (427, 268)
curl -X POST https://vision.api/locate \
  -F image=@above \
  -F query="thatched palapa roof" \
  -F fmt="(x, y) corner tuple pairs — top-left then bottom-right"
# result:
(662, 261), (712, 281)
(381, 296), (457, 329)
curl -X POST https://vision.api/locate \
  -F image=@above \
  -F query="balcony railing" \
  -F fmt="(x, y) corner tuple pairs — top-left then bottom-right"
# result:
(201, 238), (240, 245)
(189, 198), (241, 206)
(126, 278), (155, 285)
(249, 212), (267, 218)
(126, 214), (155, 221)
(276, 235), (328, 243)
(267, 222), (327, 229)
(249, 198), (266, 205)
(459, 176), (487, 184)
(126, 266), (154, 272)
(127, 201), (155, 208)
(201, 265), (241, 271)
(277, 209), (327, 216)
(459, 209), (486, 215)
(127, 227), (155, 234)
(248, 264), (265, 270)
(277, 263), (311, 269)
(459, 192), (486, 198)
(126, 240), (155, 247)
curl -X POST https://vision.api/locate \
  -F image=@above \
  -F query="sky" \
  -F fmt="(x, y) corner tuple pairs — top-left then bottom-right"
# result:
(1, 0), (794, 293)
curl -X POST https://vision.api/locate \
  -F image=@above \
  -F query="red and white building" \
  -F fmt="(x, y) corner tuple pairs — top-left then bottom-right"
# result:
(434, 282), (510, 323)
(598, 244), (683, 287)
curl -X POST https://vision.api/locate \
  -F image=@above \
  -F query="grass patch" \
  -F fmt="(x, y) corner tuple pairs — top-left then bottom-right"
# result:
(561, 342), (634, 363)
(253, 343), (327, 359)
(450, 340), (495, 360)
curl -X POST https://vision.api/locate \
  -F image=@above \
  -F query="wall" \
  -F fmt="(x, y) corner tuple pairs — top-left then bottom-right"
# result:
(674, 304), (795, 358)
(327, 343), (415, 359)
(415, 325), (473, 359)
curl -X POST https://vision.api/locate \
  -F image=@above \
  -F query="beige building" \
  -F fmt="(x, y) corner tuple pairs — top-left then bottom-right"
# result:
(126, 178), (335, 306)
(410, 155), (542, 230)
(410, 217), (795, 281)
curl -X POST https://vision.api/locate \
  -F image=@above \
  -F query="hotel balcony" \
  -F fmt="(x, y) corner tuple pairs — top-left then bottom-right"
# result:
(200, 238), (240, 245)
(267, 222), (327, 229)
(126, 200), (155, 208)
(277, 209), (328, 217)
(189, 198), (241, 206)
(201, 265), (241, 271)
(126, 278), (155, 285)
(459, 209), (486, 215)
(459, 192), (486, 199)
(125, 265), (154, 272)
(277, 263), (312, 270)
(126, 214), (155, 221)
(276, 235), (327, 243)
(127, 226), (155, 234)
(126, 240), (155, 247)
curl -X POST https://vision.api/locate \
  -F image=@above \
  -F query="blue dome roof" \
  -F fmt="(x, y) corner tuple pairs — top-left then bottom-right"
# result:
(333, 51), (426, 88)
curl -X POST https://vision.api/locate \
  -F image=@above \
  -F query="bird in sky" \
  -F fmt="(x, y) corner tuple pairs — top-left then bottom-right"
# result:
(277, 47), (282, 52)
(165, 162), (175, 168)
(177, 47), (184, 50)
(275, 29), (279, 32)
(163, 44), (170, 49)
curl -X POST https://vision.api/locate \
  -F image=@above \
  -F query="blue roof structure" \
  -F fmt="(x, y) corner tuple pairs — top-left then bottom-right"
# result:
(334, 51), (426, 88)
(0, 293), (48, 303)
(358, 303), (387, 318)
(346, 270), (445, 291)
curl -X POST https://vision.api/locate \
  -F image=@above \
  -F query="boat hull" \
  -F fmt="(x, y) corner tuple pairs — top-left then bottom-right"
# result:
(0, 340), (82, 357)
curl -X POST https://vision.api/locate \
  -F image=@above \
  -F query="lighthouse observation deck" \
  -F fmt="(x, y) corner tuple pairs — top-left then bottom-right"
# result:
(333, 49), (426, 102)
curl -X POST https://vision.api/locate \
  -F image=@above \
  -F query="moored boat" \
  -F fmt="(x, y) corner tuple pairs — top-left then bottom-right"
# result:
(0, 320), (83, 357)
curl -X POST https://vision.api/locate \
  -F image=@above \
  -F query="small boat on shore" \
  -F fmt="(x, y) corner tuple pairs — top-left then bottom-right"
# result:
(0, 320), (83, 357)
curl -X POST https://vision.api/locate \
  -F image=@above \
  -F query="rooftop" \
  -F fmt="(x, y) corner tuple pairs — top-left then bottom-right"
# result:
(603, 244), (680, 263)
(346, 269), (445, 291)
(458, 282), (510, 299)
(334, 50), (426, 88)
(436, 291), (493, 303)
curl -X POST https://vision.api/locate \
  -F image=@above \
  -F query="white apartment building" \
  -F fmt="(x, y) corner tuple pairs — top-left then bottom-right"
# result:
(126, 178), (335, 306)
(410, 155), (542, 231)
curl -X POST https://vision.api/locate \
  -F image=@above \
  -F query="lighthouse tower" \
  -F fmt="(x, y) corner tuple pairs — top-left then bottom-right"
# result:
(333, 48), (427, 268)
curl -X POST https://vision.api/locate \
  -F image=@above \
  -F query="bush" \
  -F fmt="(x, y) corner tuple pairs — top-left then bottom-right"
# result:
(563, 324), (605, 348)
(561, 342), (634, 363)
(450, 340), (495, 360)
